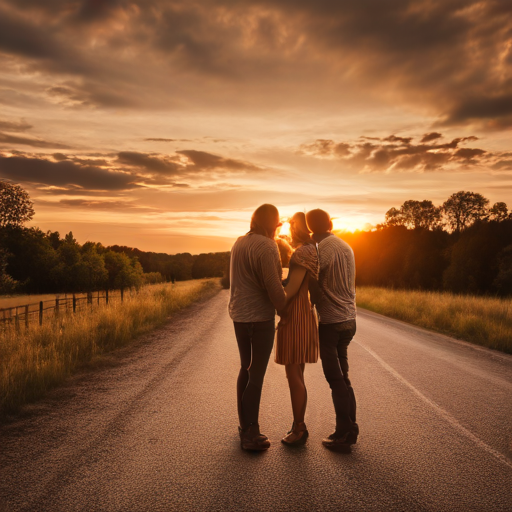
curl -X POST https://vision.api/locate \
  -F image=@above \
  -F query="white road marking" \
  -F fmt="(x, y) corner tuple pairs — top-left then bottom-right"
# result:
(356, 339), (512, 471)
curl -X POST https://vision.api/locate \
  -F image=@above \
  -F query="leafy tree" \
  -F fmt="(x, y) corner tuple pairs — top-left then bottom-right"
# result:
(442, 191), (489, 233)
(400, 200), (443, 230)
(2, 227), (59, 293)
(104, 251), (143, 290)
(384, 207), (404, 227)
(488, 202), (509, 221)
(46, 230), (62, 250)
(0, 181), (35, 228)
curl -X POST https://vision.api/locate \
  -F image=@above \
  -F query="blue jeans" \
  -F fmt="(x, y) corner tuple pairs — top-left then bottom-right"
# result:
(319, 319), (357, 434)
(233, 319), (275, 429)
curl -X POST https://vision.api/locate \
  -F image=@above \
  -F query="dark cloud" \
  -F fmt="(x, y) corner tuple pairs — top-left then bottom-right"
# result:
(0, 132), (71, 149)
(301, 132), (496, 173)
(0, 119), (32, 132)
(420, 132), (442, 143)
(0, 0), (509, 129)
(453, 148), (486, 161)
(0, 154), (137, 190)
(383, 135), (412, 144)
(117, 151), (180, 174)
(177, 150), (261, 172)
(443, 94), (512, 127)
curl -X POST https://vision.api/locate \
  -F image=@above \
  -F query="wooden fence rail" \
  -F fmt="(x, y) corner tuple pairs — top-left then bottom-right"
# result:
(0, 288), (131, 332)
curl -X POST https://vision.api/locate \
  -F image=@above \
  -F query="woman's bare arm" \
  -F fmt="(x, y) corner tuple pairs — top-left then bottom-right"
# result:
(284, 265), (307, 303)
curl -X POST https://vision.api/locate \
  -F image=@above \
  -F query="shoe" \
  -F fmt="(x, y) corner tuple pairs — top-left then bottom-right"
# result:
(239, 424), (271, 451)
(238, 426), (268, 442)
(281, 422), (309, 446)
(322, 431), (351, 450)
(323, 421), (359, 449)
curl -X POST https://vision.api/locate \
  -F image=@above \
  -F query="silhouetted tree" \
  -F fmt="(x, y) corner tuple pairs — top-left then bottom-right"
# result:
(443, 191), (489, 233)
(383, 201), (442, 230)
(0, 181), (35, 228)
(384, 207), (404, 227)
(400, 200), (443, 230)
(488, 202), (509, 221)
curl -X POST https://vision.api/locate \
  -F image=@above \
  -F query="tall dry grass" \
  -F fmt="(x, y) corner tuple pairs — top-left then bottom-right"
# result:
(0, 279), (220, 414)
(357, 287), (512, 354)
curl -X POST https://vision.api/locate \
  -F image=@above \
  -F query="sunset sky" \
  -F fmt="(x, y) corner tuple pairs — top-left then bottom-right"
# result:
(0, 0), (511, 253)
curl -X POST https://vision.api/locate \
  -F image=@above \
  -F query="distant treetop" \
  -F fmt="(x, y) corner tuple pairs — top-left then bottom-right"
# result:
(0, 181), (35, 228)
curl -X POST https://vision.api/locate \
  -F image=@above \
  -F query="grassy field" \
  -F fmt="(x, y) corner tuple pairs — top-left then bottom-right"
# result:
(0, 279), (220, 414)
(357, 287), (512, 354)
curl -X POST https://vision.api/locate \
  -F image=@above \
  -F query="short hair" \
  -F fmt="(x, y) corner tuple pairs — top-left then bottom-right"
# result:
(306, 209), (332, 234)
(250, 204), (280, 238)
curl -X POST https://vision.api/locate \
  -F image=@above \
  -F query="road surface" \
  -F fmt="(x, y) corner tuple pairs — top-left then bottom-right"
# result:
(1, 290), (511, 511)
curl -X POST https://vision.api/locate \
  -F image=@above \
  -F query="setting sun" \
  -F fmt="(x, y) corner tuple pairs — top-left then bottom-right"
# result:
(279, 221), (291, 238)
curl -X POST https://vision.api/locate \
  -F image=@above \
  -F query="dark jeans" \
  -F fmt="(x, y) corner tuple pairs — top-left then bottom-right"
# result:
(319, 319), (357, 434)
(233, 319), (275, 429)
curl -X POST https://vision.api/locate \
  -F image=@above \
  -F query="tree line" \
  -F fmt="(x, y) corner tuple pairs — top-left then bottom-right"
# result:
(0, 181), (229, 294)
(1, 181), (510, 297)
(341, 191), (512, 296)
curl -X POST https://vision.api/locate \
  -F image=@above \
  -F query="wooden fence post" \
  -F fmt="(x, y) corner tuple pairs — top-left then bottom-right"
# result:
(25, 305), (29, 329)
(73, 294), (76, 313)
(121, 288), (124, 302)
(97, 290), (100, 305)
(106, 289), (109, 305)
(15, 307), (20, 333)
(39, 301), (43, 326)
(56, 298), (60, 316)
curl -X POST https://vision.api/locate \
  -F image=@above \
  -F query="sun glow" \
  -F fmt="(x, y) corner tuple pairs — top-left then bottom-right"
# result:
(331, 217), (370, 233)
(279, 221), (291, 237)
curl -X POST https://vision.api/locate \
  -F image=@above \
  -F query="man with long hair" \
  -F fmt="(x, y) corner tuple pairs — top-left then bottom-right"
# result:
(306, 208), (359, 449)
(229, 204), (286, 450)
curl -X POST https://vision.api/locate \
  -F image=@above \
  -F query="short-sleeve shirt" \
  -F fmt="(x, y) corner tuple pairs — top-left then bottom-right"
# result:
(290, 243), (319, 279)
(229, 233), (286, 322)
(316, 235), (356, 324)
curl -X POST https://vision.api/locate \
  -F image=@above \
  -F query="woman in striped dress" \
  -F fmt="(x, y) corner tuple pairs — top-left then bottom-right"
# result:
(275, 212), (319, 445)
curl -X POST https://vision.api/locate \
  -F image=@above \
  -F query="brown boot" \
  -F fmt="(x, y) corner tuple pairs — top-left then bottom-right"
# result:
(239, 424), (271, 451)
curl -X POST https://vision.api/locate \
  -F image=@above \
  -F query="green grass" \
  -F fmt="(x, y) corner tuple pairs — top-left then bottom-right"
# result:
(0, 279), (220, 414)
(357, 287), (512, 354)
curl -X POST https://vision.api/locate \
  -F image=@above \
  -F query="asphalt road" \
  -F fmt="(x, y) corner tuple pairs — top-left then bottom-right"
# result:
(1, 290), (512, 512)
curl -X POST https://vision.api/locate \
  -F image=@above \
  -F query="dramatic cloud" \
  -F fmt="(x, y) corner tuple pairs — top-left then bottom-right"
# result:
(0, 147), (264, 193)
(117, 150), (261, 176)
(0, 154), (137, 190)
(0, 0), (510, 127)
(300, 133), (506, 173)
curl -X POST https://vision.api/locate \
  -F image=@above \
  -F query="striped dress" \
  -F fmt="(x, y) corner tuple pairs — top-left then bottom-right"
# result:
(275, 243), (319, 365)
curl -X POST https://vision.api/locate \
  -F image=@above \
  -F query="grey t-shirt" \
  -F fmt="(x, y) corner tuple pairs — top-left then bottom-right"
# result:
(316, 234), (356, 324)
(229, 233), (286, 322)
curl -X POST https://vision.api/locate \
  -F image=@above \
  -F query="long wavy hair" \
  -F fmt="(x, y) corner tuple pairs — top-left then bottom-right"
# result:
(290, 212), (315, 248)
(248, 204), (281, 239)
